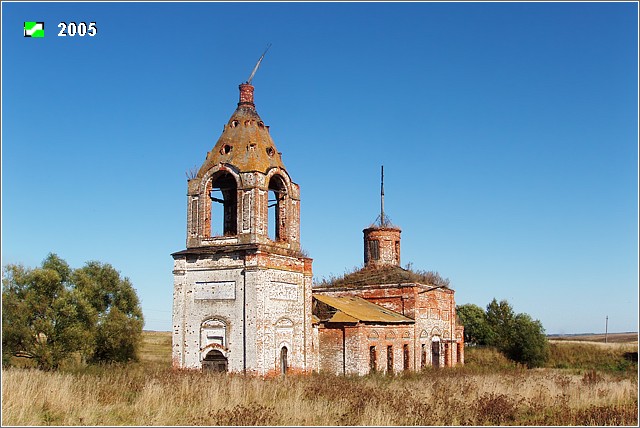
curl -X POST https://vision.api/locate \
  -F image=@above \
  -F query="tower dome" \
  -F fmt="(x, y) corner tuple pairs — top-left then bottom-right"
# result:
(197, 83), (285, 177)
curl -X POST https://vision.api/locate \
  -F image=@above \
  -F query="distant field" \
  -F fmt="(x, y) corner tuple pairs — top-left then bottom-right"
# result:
(139, 330), (172, 367)
(547, 332), (638, 344)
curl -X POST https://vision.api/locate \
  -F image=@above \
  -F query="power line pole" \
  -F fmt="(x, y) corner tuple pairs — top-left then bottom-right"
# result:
(605, 315), (608, 343)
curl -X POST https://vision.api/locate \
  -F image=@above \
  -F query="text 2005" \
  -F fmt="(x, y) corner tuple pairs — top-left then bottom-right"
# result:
(58, 22), (97, 37)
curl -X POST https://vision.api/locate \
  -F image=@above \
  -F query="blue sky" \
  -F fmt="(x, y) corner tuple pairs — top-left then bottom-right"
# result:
(2, 1), (638, 335)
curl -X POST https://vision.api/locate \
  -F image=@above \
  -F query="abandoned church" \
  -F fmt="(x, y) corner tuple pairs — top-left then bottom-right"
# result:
(171, 80), (464, 376)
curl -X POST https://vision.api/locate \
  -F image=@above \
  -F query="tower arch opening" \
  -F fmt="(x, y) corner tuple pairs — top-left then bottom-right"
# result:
(268, 174), (288, 241)
(208, 171), (238, 237)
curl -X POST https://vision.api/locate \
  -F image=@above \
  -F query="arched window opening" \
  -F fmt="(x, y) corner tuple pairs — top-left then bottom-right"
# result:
(386, 345), (393, 374)
(280, 346), (288, 375)
(368, 240), (380, 261)
(202, 350), (228, 372)
(369, 346), (377, 373)
(403, 344), (410, 371)
(210, 172), (237, 236)
(201, 319), (226, 349)
(268, 175), (287, 241)
(432, 337), (440, 368)
(444, 343), (450, 367)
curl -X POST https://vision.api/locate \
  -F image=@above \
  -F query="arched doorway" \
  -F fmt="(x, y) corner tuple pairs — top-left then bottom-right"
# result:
(431, 337), (440, 368)
(202, 350), (228, 372)
(280, 346), (288, 375)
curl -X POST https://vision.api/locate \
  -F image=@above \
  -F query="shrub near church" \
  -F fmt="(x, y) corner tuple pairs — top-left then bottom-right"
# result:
(457, 299), (549, 368)
(2, 253), (144, 370)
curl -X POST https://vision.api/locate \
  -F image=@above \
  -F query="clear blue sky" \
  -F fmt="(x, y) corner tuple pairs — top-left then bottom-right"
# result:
(2, 1), (638, 335)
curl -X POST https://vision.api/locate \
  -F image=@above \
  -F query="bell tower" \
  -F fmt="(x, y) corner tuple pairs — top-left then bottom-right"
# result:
(172, 69), (313, 375)
(184, 81), (302, 250)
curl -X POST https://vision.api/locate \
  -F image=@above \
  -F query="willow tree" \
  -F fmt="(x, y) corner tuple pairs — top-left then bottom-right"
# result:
(2, 253), (144, 369)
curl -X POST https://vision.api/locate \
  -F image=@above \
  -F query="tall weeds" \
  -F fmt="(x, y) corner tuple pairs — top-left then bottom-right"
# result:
(3, 366), (637, 426)
(2, 333), (637, 426)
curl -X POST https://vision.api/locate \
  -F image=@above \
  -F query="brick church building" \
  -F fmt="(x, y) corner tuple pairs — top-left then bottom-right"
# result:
(171, 81), (463, 375)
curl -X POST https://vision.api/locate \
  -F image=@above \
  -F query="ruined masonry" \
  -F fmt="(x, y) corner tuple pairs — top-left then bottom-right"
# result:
(172, 82), (463, 375)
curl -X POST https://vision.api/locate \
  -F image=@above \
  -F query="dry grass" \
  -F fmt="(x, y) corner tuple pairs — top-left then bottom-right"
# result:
(314, 264), (450, 289)
(547, 341), (638, 372)
(138, 330), (172, 367)
(2, 331), (637, 426)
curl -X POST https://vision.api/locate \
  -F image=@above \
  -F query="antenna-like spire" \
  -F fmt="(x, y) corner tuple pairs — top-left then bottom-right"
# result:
(370, 165), (394, 228)
(246, 43), (272, 85)
(380, 165), (386, 226)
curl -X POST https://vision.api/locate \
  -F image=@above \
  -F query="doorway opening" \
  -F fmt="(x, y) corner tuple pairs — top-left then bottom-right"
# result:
(202, 350), (228, 372)
(280, 346), (288, 375)
(431, 338), (440, 368)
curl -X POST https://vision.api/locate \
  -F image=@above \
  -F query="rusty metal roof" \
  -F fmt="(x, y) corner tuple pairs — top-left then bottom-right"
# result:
(197, 87), (286, 177)
(313, 294), (413, 324)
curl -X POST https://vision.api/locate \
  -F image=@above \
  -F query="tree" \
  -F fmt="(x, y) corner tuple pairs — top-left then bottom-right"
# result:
(73, 261), (144, 363)
(2, 255), (96, 370)
(2, 253), (144, 369)
(484, 298), (549, 368)
(458, 298), (549, 368)
(456, 303), (493, 346)
(506, 313), (550, 368)
(485, 298), (515, 351)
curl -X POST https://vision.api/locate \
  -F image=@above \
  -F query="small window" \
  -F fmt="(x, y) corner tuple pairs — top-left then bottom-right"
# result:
(207, 335), (224, 346)
(220, 144), (232, 155)
(403, 344), (410, 371)
(266, 147), (275, 157)
(387, 345), (393, 373)
(369, 240), (380, 261)
(369, 346), (377, 373)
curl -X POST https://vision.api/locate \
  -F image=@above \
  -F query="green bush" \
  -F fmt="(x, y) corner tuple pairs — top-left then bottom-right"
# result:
(458, 298), (549, 368)
(2, 253), (144, 369)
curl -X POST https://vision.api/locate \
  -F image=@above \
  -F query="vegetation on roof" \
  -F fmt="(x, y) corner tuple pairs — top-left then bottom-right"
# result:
(314, 263), (450, 289)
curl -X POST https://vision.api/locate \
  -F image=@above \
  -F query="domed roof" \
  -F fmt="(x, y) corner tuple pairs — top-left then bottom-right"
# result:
(197, 83), (286, 177)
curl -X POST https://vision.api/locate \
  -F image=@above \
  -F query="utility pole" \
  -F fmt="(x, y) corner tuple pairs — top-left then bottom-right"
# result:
(605, 315), (608, 343)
